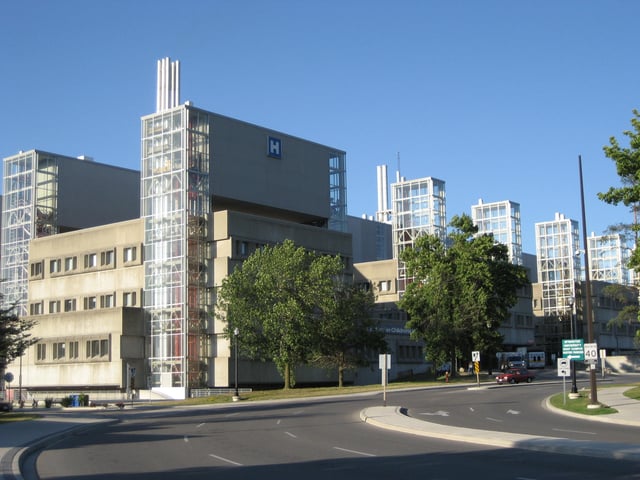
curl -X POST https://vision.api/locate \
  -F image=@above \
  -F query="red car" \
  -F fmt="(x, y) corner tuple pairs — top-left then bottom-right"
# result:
(496, 368), (535, 384)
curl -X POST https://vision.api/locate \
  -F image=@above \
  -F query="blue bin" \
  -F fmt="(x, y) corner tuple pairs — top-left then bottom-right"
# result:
(71, 394), (79, 407)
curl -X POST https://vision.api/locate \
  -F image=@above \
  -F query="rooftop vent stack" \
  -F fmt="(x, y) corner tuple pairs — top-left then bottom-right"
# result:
(156, 57), (180, 112)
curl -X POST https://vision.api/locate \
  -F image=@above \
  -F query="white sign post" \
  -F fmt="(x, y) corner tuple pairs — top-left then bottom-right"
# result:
(379, 354), (391, 406)
(600, 349), (607, 379)
(557, 358), (570, 404)
(472, 351), (481, 386)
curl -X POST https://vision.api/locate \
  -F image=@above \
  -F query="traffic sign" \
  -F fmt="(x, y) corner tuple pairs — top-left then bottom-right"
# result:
(472, 351), (480, 362)
(584, 343), (598, 363)
(562, 339), (584, 361)
(557, 358), (570, 377)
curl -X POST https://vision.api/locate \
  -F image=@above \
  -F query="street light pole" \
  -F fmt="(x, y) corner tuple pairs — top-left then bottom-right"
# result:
(233, 328), (239, 400)
(568, 297), (578, 395)
(578, 155), (598, 406)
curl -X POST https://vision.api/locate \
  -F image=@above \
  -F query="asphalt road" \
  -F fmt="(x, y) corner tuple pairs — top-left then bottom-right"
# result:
(27, 375), (640, 480)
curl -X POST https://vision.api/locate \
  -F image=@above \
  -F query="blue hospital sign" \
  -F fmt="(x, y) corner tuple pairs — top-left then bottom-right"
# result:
(268, 136), (282, 159)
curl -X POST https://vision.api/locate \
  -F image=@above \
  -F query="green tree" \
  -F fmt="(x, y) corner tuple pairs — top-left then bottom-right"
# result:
(0, 299), (38, 372)
(312, 283), (387, 387)
(398, 214), (529, 375)
(216, 239), (343, 389)
(601, 284), (640, 347)
(598, 109), (640, 270)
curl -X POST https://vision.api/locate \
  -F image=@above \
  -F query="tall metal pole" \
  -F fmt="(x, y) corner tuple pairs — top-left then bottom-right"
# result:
(233, 328), (239, 398)
(569, 298), (578, 395)
(578, 155), (598, 406)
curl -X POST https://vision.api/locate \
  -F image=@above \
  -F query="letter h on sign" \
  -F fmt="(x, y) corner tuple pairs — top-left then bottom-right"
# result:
(268, 136), (282, 159)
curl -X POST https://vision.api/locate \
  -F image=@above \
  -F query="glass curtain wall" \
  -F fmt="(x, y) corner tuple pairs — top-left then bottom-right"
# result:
(535, 215), (581, 316)
(142, 106), (211, 395)
(329, 153), (347, 232)
(1, 151), (59, 317)
(472, 200), (523, 265)
(391, 177), (446, 294)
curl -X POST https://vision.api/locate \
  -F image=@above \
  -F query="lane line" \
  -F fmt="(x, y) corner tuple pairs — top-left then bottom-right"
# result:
(196, 423), (206, 428)
(209, 454), (243, 466)
(486, 417), (503, 422)
(552, 428), (596, 435)
(333, 446), (376, 457)
(284, 431), (297, 438)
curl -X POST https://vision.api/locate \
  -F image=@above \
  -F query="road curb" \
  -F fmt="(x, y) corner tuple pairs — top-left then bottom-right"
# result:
(360, 405), (640, 461)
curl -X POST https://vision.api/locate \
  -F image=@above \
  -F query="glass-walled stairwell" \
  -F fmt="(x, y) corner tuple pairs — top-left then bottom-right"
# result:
(141, 106), (211, 398)
(1, 151), (59, 317)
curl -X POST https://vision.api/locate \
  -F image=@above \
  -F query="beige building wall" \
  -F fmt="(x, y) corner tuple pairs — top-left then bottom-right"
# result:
(211, 209), (353, 387)
(14, 219), (146, 394)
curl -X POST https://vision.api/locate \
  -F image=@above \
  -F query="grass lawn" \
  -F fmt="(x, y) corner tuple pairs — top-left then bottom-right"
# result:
(549, 384), (640, 416)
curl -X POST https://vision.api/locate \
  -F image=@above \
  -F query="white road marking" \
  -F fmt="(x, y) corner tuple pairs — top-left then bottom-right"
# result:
(553, 428), (596, 435)
(209, 454), (243, 466)
(506, 409), (520, 415)
(196, 423), (205, 428)
(284, 431), (297, 438)
(333, 446), (376, 457)
(225, 412), (240, 417)
(419, 410), (450, 416)
(486, 417), (503, 422)
(277, 419), (282, 424)
(469, 407), (475, 412)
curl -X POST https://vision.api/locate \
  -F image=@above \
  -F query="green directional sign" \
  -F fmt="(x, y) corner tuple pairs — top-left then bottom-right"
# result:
(562, 339), (584, 361)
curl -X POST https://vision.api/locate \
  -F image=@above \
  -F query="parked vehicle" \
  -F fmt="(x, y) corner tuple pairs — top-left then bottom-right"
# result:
(497, 352), (527, 370)
(0, 401), (13, 412)
(527, 351), (546, 369)
(436, 362), (451, 376)
(495, 368), (535, 384)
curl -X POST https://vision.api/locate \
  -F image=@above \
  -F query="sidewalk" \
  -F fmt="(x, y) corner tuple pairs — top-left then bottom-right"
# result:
(1, 387), (640, 479)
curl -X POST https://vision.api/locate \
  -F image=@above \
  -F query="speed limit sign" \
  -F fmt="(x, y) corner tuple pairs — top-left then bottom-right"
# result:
(584, 343), (598, 362)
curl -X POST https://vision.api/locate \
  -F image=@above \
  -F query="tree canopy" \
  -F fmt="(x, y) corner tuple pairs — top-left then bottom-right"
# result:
(217, 239), (382, 389)
(398, 214), (529, 373)
(598, 109), (640, 270)
(311, 283), (387, 387)
(0, 299), (37, 370)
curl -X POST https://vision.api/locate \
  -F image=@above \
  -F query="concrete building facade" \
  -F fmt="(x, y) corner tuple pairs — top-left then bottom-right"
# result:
(1, 151), (140, 317)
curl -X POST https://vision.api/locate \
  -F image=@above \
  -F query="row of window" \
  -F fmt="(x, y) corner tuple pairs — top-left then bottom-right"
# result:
(30, 291), (139, 315)
(36, 337), (110, 363)
(30, 246), (139, 279)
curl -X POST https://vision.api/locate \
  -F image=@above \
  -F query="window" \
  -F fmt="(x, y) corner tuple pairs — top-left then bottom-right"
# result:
(53, 342), (66, 360)
(123, 291), (137, 307)
(68, 341), (79, 359)
(30, 302), (43, 315)
(101, 250), (114, 266)
(49, 300), (60, 313)
(87, 340), (99, 358)
(30, 261), (43, 277)
(86, 339), (109, 358)
(100, 339), (109, 357)
(123, 246), (137, 263)
(64, 256), (77, 272)
(236, 240), (249, 257)
(64, 298), (76, 312)
(50, 259), (61, 274)
(37, 343), (46, 361)
(84, 296), (97, 310)
(100, 293), (115, 308)
(84, 253), (97, 268)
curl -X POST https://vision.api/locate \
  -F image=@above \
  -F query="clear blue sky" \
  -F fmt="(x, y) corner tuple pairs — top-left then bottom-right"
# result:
(2, 1), (638, 254)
